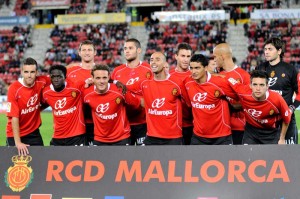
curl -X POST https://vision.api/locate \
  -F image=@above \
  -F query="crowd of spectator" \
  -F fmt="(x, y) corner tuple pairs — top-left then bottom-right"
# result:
(241, 19), (300, 72)
(44, 24), (129, 72)
(144, 21), (227, 67)
(0, 25), (33, 91)
(68, 0), (87, 14)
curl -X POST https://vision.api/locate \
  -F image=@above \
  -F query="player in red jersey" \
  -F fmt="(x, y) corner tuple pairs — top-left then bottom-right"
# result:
(227, 70), (291, 144)
(83, 64), (141, 145)
(213, 43), (251, 145)
(111, 38), (152, 145)
(6, 57), (50, 155)
(66, 40), (96, 145)
(169, 43), (193, 145)
(42, 65), (86, 146)
(140, 52), (184, 145)
(183, 54), (237, 145)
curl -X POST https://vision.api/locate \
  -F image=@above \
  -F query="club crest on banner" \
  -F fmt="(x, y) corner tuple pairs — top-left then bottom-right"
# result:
(5, 155), (34, 192)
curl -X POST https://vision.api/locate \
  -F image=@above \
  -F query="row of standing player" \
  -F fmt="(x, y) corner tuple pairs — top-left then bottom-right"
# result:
(5, 37), (299, 156)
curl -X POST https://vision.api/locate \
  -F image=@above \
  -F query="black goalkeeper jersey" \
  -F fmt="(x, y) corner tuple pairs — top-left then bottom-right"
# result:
(257, 61), (299, 107)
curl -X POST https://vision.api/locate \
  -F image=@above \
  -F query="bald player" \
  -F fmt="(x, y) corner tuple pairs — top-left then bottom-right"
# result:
(213, 43), (251, 145)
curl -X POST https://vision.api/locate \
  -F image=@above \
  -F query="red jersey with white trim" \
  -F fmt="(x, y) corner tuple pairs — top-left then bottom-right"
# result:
(183, 73), (237, 138)
(42, 81), (85, 139)
(67, 65), (93, 123)
(141, 76), (183, 139)
(169, 68), (193, 127)
(83, 83), (140, 143)
(220, 66), (250, 131)
(67, 65), (92, 83)
(6, 76), (49, 137)
(111, 61), (152, 125)
(227, 78), (291, 129)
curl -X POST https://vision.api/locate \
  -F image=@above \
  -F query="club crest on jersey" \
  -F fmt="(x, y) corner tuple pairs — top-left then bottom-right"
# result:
(214, 90), (220, 98)
(5, 155), (34, 192)
(116, 97), (121, 104)
(270, 71), (275, 78)
(71, 91), (77, 98)
(281, 73), (285, 78)
(269, 109), (274, 115)
(172, 88), (178, 96)
(236, 78), (241, 83)
(146, 72), (151, 79)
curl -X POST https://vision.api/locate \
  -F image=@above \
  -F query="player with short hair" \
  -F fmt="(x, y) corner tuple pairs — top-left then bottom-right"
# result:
(111, 38), (152, 145)
(227, 70), (291, 144)
(183, 54), (237, 145)
(169, 43), (193, 145)
(83, 64), (141, 145)
(66, 40), (96, 145)
(42, 65), (86, 146)
(140, 52), (184, 145)
(6, 57), (50, 155)
(256, 37), (300, 144)
(213, 43), (251, 145)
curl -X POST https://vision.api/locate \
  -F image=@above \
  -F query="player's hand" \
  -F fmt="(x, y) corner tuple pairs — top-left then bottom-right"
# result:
(84, 78), (93, 88)
(16, 142), (30, 156)
(278, 138), (286, 145)
(115, 81), (127, 95)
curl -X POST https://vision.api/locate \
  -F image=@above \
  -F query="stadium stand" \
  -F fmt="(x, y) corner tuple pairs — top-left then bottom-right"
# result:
(0, 25), (33, 88)
(242, 19), (300, 72)
(44, 23), (129, 72)
(144, 20), (228, 67)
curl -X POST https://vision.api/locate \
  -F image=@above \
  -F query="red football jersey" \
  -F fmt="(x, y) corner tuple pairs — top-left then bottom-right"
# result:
(83, 83), (140, 143)
(67, 65), (92, 83)
(183, 73), (237, 138)
(6, 76), (49, 137)
(67, 65), (93, 123)
(141, 76), (183, 139)
(42, 81), (85, 139)
(169, 68), (193, 127)
(227, 79), (291, 129)
(220, 66), (251, 131)
(111, 61), (152, 125)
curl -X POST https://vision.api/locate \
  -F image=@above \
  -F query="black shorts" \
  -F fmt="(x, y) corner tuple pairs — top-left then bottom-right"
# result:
(144, 136), (182, 145)
(6, 128), (44, 146)
(85, 123), (94, 146)
(130, 123), (147, 145)
(50, 134), (85, 146)
(243, 123), (279, 145)
(232, 130), (244, 145)
(92, 137), (131, 146)
(191, 133), (232, 145)
(182, 126), (193, 145)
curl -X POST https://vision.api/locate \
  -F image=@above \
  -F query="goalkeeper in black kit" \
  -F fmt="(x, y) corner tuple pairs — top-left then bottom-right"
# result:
(257, 37), (300, 144)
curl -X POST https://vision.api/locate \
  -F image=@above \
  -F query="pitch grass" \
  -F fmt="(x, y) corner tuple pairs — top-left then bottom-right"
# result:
(1, 111), (300, 146)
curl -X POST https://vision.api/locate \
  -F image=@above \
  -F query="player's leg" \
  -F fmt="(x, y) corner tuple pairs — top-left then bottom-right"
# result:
(130, 123), (147, 145)
(182, 126), (193, 145)
(284, 115), (297, 144)
(232, 130), (244, 145)
(85, 123), (94, 146)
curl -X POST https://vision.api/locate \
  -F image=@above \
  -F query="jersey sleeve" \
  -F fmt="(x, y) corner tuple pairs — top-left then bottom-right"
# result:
(6, 85), (20, 118)
(227, 77), (249, 97)
(278, 94), (292, 124)
(218, 77), (239, 101)
(292, 72), (300, 109)
(124, 91), (141, 110)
